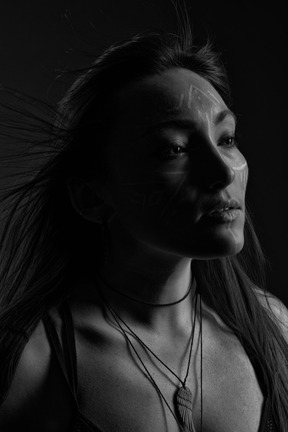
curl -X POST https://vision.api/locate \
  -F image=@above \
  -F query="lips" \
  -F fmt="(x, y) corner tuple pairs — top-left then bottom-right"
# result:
(203, 198), (241, 216)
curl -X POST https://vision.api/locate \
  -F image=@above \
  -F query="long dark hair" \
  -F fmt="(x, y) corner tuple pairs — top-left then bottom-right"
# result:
(0, 30), (287, 430)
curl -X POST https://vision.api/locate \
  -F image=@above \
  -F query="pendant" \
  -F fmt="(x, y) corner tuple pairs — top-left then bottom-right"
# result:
(175, 386), (197, 432)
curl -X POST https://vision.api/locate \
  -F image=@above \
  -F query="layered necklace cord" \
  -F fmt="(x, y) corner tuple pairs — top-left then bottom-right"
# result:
(97, 280), (203, 432)
(97, 272), (194, 307)
(103, 289), (198, 388)
(102, 297), (184, 430)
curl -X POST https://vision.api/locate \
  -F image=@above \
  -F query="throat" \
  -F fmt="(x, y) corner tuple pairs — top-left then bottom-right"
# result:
(98, 278), (198, 335)
(91, 257), (197, 329)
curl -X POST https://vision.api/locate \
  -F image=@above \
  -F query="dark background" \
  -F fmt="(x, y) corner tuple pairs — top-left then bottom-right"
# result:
(0, 0), (287, 305)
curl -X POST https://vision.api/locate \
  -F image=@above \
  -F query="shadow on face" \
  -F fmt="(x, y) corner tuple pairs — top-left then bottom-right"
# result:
(84, 68), (248, 260)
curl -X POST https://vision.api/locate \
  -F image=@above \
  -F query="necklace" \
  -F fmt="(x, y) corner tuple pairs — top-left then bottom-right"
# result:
(97, 278), (203, 432)
(97, 273), (194, 307)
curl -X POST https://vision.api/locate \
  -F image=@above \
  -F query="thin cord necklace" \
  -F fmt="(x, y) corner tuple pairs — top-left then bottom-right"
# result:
(97, 272), (194, 307)
(98, 279), (203, 432)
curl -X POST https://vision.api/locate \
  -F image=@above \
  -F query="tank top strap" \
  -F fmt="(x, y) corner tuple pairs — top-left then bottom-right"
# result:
(59, 302), (78, 397)
(42, 302), (79, 407)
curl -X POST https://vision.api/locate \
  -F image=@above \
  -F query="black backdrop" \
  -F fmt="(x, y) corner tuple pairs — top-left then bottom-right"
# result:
(0, 0), (287, 305)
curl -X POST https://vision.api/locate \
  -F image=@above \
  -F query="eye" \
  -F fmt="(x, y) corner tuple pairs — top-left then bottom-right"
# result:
(162, 143), (187, 158)
(220, 134), (239, 148)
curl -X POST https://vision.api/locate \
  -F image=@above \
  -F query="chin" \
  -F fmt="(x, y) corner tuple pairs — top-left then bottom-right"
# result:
(197, 230), (245, 259)
(138, 223), (245, 260)
(181, 225), (245, 260)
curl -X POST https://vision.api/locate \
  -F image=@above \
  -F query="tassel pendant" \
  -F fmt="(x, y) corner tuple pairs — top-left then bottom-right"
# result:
(176, 386), (197, 432)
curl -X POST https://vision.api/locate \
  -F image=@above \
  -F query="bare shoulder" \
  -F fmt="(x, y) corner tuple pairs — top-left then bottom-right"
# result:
(253, 286), (288, 342)
(0, 313), (73, 432)
(0, 320), (50, 429)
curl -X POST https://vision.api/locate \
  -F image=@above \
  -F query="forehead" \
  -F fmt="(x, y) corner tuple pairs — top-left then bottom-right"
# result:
(111, 68), (228, 133)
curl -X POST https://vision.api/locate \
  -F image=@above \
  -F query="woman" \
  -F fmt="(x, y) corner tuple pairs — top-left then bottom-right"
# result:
(0, 29), (287, 432)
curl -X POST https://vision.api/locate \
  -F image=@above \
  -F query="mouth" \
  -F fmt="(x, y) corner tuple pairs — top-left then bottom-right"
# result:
(201, 198), (242, 222)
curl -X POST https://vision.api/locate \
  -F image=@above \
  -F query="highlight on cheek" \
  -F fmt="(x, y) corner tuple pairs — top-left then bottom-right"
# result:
(232, 161), (248, 190)
(232, 162), (247, 171)
(240, 167), (248, 190)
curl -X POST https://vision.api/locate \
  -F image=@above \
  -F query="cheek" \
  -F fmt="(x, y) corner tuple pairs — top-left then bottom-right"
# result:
(222, 149), (248, 192)
(129, 172), (187, 213)
(110, 166), (192, 228)
(232, 161), (248, 192)
(239, 165), (248, 191)
(126, 182), (167, 212)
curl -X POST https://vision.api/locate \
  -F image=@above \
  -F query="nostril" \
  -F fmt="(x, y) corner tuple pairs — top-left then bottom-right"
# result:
(208, 172), (235, 191)
(207, 158), (235, 191)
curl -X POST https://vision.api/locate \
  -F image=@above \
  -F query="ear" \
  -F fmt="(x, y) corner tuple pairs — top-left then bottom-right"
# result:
(65, 177), (116, 223)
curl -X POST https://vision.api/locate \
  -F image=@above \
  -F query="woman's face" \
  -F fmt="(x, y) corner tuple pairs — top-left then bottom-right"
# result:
(103, 68), (248, 259)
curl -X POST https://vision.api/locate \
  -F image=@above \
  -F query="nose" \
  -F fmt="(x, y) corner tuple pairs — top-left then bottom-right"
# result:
(202, 146), (235, 191)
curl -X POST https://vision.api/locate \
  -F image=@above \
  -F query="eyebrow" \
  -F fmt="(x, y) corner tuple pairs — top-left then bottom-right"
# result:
(214, 109), (237, 125)
(143, 109), (237, 136)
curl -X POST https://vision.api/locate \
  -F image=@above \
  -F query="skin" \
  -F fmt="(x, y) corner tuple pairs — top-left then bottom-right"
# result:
(108, 70), (247, 253)
(62, 68), (263, 432)
(69, 67), (248, 326)
(1, 68), (266, 432)
(3, 67), (287, 431)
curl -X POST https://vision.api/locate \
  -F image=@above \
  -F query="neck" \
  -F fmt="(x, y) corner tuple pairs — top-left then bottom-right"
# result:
(92, 245), (198, 333)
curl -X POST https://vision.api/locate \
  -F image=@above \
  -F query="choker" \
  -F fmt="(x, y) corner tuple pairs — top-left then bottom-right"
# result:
(96, 273), (195, 307)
